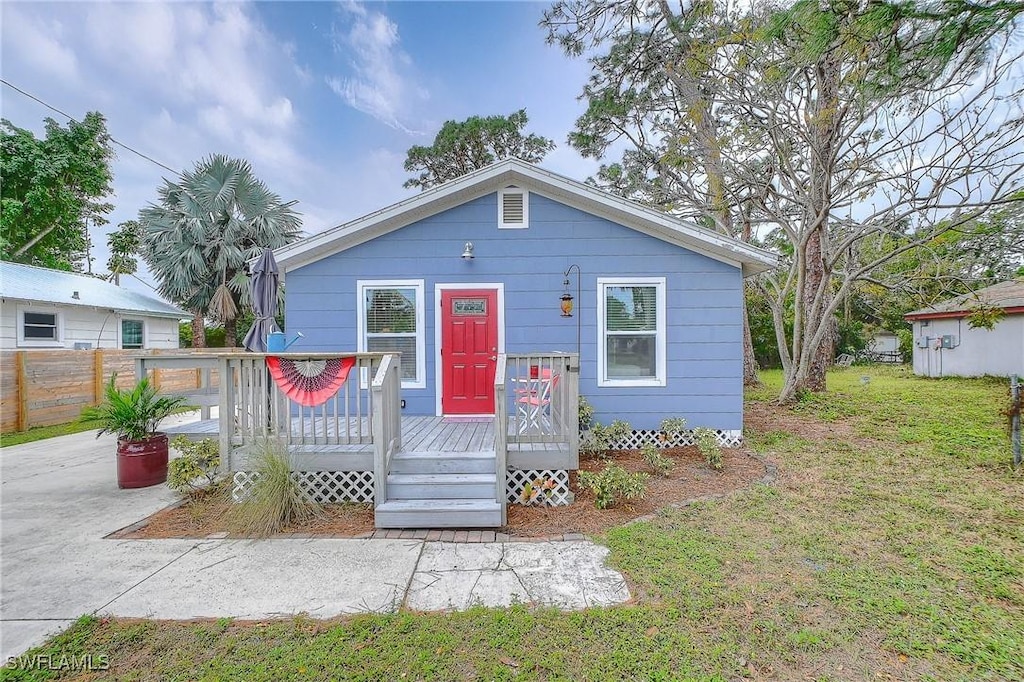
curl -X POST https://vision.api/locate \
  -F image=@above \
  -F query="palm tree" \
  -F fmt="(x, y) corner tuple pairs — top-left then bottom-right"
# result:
(139, 155), (301, 347)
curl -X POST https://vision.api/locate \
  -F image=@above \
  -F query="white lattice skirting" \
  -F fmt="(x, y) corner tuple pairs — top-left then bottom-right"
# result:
(232, 471), (375, 504)
(506, 469), (573, 506)
(605, 429), (743, 450)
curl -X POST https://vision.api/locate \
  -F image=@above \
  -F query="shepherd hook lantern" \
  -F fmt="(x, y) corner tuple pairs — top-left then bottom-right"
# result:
(562, 264), (582, 358)
(461, 242), (475, 260)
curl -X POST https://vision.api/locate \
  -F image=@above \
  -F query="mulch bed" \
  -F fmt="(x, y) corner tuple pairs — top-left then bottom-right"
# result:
(110, 446), (768, 540)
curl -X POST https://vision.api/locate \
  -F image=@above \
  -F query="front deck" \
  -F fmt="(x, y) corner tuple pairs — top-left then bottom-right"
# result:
(144, 352), (579, 528)
(166, 415), (568, 458)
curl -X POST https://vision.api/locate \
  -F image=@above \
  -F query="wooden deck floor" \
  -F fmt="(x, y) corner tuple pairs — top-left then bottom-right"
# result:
(164, 415), (498, 453)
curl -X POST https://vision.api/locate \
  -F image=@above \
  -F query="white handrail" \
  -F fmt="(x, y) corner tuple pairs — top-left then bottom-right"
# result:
(494, 354), (508, 524)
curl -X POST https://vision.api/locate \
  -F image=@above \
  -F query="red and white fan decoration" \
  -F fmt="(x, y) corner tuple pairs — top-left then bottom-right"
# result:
(265, 356), (356, 407)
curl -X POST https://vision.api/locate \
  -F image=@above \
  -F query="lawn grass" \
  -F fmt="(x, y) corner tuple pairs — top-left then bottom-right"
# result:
(4, 366), (1022, 681)
(0, 419), (105, 448)
(0, 407), (197, 448)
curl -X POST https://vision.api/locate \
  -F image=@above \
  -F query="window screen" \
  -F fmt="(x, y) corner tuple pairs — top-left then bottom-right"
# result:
(364, 287), (418, 381)
(604, 286), (658, 379)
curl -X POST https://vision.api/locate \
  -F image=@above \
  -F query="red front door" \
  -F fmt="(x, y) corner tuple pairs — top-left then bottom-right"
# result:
(441, 289), (498, 415)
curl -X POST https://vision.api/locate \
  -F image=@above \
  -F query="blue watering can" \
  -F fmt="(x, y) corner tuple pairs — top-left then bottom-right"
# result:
(266, 331), (303, 352)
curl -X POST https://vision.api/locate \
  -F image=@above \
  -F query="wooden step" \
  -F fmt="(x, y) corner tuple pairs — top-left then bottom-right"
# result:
(374, 499), (502, 528)
(389, 450), (496, 475)
(387, 473), (496, 499)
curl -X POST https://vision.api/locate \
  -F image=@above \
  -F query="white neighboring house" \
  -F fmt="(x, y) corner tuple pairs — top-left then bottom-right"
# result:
(867, 330), (901, 362)
(905, 279), (1024, 378)
(0, 261), (185, 351)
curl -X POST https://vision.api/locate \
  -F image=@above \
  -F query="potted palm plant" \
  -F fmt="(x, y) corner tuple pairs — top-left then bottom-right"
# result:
(81, 375), (189, 488)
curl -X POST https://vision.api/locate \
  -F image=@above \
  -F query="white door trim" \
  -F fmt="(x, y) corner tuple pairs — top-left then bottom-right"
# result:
(434, 283), (506, 416)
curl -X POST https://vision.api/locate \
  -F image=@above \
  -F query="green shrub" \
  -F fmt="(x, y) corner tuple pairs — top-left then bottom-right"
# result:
(578, 396), (595, 432)
(80, 375), (189, 441)
(693, 427), (723, 471)
(641, 443), (674, 477)
(519, 476), (558, 506)
(659, 416), (688, 444)
(229, 439), (323, 537)
(167, 437), (221, 495)
(577, 464), (649, 509)
(581, 419), (632, 458)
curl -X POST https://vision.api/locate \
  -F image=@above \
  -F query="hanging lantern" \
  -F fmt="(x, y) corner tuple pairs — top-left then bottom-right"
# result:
(560, 277), (574, 317)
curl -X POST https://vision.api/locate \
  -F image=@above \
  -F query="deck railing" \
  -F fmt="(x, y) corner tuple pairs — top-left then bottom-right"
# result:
(135, 353), (225, 421)
(371, 353), (402, 504)
(495, 352), (580, 501)
(501, 353), (579, 448)
(197, 352), (394, 471)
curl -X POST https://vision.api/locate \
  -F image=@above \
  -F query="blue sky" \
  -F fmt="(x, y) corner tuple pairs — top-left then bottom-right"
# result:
(1, 1), (597, 288)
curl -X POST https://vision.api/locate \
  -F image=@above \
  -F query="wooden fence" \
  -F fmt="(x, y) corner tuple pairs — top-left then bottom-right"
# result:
(0, 348), (232, 433)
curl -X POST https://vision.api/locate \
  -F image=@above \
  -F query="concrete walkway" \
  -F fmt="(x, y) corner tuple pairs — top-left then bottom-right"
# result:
(0, 414), (629, 659)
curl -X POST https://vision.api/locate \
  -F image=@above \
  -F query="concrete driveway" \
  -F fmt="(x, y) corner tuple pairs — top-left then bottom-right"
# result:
(0, 415), (629, 659)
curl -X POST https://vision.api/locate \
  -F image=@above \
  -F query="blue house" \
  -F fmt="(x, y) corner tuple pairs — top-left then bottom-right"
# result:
(275, 159), (775, 450)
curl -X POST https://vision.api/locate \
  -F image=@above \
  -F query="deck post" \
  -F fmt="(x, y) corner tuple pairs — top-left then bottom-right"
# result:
(393, 356), (402, 451)
(134, 356), (146, 386)
(371, 354), (393, 506)
(494, 354), (508, 525)
(218, 357), (233, 474)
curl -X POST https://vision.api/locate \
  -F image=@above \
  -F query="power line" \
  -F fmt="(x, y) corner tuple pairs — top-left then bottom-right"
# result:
(0, 78), (180, 175)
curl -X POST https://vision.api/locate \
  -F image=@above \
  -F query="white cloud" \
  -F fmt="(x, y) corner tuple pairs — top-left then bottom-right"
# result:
(327, 1), (426, 133)
(82, 2), (297, 136)
(1, 2), (324, 289)
(2, 6), (78, 80)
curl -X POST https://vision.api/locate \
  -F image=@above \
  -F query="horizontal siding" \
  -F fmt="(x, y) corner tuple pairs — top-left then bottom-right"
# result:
(0, 303), (179, 351)
(145, 317), (181, 348)
(287, 192), (744, 430)
(0, 307), (16, 348)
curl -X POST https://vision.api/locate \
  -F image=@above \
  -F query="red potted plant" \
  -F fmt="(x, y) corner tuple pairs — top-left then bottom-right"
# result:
(81, 375), (189, 488)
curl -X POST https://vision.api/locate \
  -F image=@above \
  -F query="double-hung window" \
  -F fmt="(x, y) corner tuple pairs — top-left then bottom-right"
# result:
(357, 280), (425, 388)
(597, 277), (666, 387)
(18, 309), (62, 347)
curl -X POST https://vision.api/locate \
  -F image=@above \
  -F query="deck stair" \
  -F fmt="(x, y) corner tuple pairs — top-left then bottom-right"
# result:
(374, 450), (502, 528)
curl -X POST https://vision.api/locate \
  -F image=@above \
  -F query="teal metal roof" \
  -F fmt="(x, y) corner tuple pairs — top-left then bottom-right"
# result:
(0, 261), (186, 318)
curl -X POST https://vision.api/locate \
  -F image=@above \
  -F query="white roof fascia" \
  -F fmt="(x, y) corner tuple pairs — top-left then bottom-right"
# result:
(274, 159), (778, 277)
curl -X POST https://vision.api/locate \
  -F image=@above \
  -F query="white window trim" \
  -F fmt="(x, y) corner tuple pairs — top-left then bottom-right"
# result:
(498, 187), (529, 229)
(120, 318), (147, 350)
(17, 306), (64, 348)
(597, 277), (667, 387)
(357, 279), (426, 389)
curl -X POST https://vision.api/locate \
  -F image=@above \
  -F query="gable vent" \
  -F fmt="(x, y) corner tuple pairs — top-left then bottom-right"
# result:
(498, 188), (528, 229)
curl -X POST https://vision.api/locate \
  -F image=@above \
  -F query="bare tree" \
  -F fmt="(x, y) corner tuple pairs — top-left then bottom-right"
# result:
(742, 9), (1024, 400)
(544, 0), (1024, 400)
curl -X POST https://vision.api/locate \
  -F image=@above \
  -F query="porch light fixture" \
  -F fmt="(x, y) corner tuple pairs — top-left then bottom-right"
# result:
(461, 241), (475, 260)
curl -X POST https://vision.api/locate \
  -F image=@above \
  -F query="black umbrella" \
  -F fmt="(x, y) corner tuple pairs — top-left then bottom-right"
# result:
(242, 248), (280, 352)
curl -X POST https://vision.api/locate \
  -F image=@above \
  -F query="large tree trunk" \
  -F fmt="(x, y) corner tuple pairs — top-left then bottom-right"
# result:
(802, 227), (831, 392)
(740, 217), (760, 386)
(777, 55), (841, 402)
(224, 316), (238, 348)
(660, 17), (761, 387)
(191, 311), (206, 349)
(742, 311), (760, 386)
